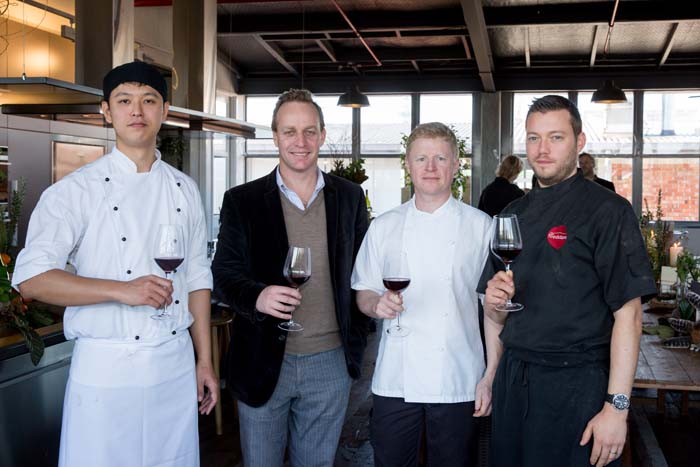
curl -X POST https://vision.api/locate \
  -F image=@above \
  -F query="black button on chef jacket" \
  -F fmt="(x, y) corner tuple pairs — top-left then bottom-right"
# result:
(478, 173), (657, 357)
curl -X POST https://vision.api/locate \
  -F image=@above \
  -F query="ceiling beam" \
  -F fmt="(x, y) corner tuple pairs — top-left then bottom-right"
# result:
(253, 35), (299, 77)
(217, 8), (466, 36)
(316, 39), (337, 62)
(524, 28), (530, 69)
(258, 29), (469, 41)
(659, 23), (680, 66)
(237, 67), (700, 95)
(460, 36), (472, 60)
(484, 1), (700, 28)
(460, 0), (495, 91)
(589, 25), (600, 67)
(217, 47), (243, 79)
(285, 46), (469, 64)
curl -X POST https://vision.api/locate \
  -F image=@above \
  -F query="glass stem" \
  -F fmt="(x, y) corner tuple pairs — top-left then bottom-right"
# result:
(164, 271), (171, 316)
(396, 292), (403, 329)
(504, 263), (513, 306)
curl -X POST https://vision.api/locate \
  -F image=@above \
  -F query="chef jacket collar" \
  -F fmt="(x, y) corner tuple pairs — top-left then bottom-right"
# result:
(111, 146), (163, 174)
(410, 194), (455, 218)
(530, 170), (583, 202)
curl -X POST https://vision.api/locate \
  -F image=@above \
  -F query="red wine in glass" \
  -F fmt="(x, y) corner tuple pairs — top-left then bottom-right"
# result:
(491, 214), (524, 312)
(155, 257), (184, 273)
(287, 272), (311, 288)
(493, 247), (521, 264)
(280, 246), (311, 332)
(383, 253), (411, 337)
(383, 278), (410, 292)
(152, 224), (184, 320)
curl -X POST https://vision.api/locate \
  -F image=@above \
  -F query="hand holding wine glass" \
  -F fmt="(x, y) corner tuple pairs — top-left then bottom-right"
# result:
(152, 224), (184, 320)
(279, 246), (311, 332)
(491, 214), (524, 312)
(382, 253), (411, 337)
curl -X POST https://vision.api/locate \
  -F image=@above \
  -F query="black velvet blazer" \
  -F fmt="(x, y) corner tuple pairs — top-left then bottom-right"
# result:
(211, 168), (370, 407)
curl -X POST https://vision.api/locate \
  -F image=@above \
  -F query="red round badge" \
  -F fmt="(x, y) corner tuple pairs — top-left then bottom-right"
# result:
(547, 225), (567, 250)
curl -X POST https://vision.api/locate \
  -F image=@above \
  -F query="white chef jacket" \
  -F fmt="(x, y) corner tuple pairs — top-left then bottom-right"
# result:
(12, 148), (212, 467)
(351, 196), (492, 403)
(13, 147), (213, 342)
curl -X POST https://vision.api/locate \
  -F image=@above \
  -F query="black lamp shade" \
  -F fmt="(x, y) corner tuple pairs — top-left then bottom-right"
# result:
(338, 85), (369, 108)
(591, 80), (627, 104)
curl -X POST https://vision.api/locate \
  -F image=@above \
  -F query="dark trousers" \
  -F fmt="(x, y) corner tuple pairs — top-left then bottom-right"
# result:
(370, 395), (479, 467)
(491, 349), (621, 467)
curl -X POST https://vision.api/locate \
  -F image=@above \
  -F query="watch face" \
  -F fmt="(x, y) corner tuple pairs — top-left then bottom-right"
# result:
(612, 393), (630, 410)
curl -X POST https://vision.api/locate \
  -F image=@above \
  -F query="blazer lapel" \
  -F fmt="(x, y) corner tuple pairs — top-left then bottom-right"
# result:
(323, 173), (339, 270)
(263, 169), (289, 256)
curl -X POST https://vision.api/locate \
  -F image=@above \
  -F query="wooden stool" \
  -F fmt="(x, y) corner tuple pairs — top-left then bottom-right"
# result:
(211, 304), (233, 435)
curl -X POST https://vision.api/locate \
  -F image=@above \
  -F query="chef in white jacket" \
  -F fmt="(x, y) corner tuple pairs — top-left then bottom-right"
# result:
(12, 61), (218, 467)
(351, 122), (499, 466)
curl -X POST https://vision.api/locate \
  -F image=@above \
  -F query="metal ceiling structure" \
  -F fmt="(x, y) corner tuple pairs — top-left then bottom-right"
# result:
(214, 0), (700, 95)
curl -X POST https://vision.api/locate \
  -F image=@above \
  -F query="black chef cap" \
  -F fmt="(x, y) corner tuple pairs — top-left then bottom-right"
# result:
(102, 61), (168, 103)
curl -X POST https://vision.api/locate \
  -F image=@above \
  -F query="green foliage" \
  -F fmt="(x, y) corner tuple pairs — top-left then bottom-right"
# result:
(328, 158), (369, 185)
(0, 178), (51, 365)
(158, 133), (185, 170)
(640, 190), (673, 286)
(676, 251), (700, 284)
(0, 178), (26, 256)
(400, 126), (471, 200)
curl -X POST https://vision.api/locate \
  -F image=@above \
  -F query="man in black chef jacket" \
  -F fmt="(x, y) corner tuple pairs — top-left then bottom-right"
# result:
(479, 95), (656, 467)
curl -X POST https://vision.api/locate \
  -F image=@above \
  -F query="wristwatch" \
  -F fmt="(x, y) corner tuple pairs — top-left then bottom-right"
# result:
(605, 393), (630, 411)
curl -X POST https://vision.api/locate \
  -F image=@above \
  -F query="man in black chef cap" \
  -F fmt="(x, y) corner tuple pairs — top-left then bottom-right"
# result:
(479, 95), (656, 467)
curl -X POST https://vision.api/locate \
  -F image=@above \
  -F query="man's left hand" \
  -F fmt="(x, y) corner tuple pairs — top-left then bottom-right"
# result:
(196, 361), (219, 415)
(580, 405), (627, 467)
(473, 375), (494, 417)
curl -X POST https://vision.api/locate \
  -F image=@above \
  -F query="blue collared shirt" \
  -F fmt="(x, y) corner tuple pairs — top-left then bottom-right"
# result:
(275, 166), (325, 210)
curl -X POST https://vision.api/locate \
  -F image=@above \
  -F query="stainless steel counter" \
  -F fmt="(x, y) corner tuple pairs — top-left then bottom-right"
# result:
(0, 333), (73, 467)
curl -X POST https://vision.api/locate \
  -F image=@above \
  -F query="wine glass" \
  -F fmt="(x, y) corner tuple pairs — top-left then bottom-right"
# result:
(152, 224), (185, 320)
(279, 246), (311, 332)
(491, 214), (524, 312)
(382, 252), (411, 337)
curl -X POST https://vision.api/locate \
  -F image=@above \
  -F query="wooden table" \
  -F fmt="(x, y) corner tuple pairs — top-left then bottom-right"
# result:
(634, 311), (700, 414)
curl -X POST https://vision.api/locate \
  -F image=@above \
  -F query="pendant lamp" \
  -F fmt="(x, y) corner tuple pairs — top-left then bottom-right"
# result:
(591, 80), (627, 104)
(338, 85), (370, 108)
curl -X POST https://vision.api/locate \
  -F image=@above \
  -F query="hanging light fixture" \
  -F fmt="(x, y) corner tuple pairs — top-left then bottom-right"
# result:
(338, 85), (370, 108)
(591, 80), (627, 104)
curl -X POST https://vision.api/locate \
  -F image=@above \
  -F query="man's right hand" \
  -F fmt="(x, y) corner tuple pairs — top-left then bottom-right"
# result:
(483, 270), (515, 314)
(373, 291), (404, 320)
(117, 275), (174, 309)
(255, 285), (302, 320)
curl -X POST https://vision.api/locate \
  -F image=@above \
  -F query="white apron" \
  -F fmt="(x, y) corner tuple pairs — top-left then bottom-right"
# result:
(58, 332), (198, 467)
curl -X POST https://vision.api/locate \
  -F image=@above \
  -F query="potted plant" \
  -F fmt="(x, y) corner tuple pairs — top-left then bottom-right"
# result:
(0, 179), (55, 365)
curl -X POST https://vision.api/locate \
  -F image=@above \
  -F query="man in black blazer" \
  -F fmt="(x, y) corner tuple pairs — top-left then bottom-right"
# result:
(212, 89), (370, 467)
(579, 152), (616, 192)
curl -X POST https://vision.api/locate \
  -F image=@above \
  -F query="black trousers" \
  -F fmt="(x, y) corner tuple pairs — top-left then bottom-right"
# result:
(491, 349), (622, 467)
(370, 395), (479, 467)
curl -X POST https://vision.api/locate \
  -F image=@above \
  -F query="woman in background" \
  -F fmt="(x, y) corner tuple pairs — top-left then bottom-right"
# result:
(477, 155), (525, 216)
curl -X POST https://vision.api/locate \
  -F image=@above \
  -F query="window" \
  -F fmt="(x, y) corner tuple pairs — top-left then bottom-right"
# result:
(643, 92), (700, 155)
(245, 96), (277, 155)
(420, 94), (473, 153)
(642, 158), (699, 222)
(578, 92), (634, 155)
(643, 92), (700, 221)
(361, 95), (411, 154)
(243, 93), (475, 216)
(419, 94), (474, 204)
